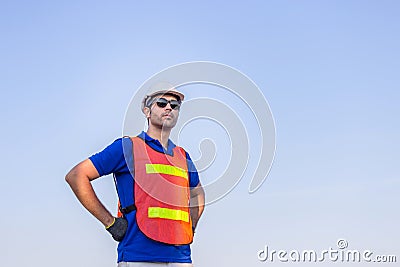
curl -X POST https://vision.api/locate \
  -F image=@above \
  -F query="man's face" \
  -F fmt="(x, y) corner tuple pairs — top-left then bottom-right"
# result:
(146, 94), (180, 130)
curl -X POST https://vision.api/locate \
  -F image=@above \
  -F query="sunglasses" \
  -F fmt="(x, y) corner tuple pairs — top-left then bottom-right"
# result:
(153, 97), (181, 110)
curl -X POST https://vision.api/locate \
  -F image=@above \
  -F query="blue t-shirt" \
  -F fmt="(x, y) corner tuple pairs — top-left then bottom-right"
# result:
(89, 131), (200, 263)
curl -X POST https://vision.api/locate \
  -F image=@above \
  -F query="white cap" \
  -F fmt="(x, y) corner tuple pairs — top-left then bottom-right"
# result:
(141, 82), (185, 112)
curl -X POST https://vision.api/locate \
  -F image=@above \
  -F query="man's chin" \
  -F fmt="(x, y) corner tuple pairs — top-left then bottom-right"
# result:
(161, 121), (176, 129)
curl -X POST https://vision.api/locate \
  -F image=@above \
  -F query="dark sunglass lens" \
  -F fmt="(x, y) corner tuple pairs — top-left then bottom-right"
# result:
(155, 98), (180, 109)
(170, 101), (180, 110)
(156, 98), (168, 108)
(156, 102), (167, 108)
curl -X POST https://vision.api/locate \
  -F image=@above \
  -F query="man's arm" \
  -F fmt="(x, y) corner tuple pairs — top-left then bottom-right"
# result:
(65, 159), (114, 227)
(190, 182), (205, 230)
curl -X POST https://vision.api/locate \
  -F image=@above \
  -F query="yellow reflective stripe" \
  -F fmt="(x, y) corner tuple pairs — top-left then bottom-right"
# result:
(148, 207), (189, 222)
(145, 164), (188, 179)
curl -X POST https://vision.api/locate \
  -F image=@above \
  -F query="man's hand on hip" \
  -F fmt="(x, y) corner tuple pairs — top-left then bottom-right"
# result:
(106, 217), (128, 242)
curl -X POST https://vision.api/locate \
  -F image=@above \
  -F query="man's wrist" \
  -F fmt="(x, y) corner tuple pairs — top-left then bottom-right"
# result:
(106, 217), (128, 242)
(103, 216), (115, 228)
(105, 217), (116, 229)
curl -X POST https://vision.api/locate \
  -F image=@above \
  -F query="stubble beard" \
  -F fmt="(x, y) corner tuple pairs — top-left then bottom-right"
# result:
(151, 113), (178, 131)
(161, 117), (177, 129)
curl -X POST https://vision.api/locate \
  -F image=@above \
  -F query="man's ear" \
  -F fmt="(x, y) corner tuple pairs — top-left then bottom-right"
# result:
(143, 107), (151, 119)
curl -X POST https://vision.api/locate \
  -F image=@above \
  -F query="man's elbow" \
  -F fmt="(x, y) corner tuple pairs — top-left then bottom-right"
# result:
(65, 160), (99, 185)
(65, 164), (86, 186)
(191, 184), (205, 201)
(197, 183), (205, 197)
(65, 167), (78, 185)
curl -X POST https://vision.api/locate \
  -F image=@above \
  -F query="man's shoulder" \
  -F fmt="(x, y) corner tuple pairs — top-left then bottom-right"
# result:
(97, 137), (134, 156)
(170, 141), (187, 153)
(108, 137), (127, 147)
(89, 137), (131, 176)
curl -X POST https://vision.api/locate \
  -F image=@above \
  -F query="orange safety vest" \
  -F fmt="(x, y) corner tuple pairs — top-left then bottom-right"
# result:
(131, 137), (193, 245)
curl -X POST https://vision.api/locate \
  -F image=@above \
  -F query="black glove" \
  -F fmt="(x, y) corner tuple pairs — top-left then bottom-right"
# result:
(106, 217), (128, 242)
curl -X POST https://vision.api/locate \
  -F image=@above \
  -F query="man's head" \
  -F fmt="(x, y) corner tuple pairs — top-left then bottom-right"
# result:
(142, 83), (185, 130)
(141, 82), (185, 112)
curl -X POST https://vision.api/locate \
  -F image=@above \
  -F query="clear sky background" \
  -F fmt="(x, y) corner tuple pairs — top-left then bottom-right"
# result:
(1, 1), (399, 266)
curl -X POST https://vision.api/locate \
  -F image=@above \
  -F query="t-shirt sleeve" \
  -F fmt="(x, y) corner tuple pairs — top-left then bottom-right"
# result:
(89, 138), (127, 176)
(186, 152), (200, 188)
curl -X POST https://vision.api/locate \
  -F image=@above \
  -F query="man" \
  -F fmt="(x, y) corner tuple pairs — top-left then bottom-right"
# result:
(66, 85), (205, 267)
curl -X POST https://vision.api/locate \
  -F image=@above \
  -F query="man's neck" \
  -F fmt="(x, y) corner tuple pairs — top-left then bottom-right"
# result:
(146, 127), (171, 150)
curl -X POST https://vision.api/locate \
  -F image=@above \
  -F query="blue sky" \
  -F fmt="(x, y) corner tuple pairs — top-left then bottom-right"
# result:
(1, 1), (399, 266)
